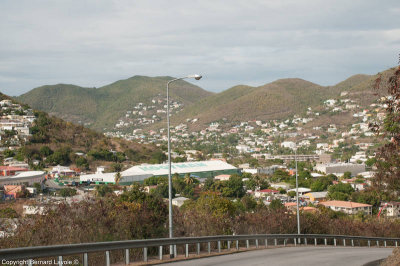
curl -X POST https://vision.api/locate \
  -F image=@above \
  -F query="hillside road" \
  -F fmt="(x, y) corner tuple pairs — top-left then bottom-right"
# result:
(159, 246), (393, 266)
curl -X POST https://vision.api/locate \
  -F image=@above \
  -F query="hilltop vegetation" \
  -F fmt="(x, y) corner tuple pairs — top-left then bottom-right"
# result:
(17, 76), (212, 131)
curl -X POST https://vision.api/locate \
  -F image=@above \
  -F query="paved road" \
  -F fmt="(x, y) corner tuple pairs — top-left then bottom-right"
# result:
(159, 247), (393, 266)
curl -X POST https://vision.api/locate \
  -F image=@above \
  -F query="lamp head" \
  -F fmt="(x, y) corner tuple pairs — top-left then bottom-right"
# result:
(187, 74), (202, 80)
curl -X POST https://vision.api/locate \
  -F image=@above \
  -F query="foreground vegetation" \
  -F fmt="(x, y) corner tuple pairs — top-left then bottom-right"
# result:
(1, 186), (399, 263)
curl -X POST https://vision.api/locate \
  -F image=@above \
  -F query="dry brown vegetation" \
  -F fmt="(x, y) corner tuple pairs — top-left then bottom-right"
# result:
(2, 190), (400, 264)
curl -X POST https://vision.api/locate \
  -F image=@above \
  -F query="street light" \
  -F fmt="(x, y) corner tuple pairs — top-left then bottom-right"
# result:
(166, 74), (202, 257)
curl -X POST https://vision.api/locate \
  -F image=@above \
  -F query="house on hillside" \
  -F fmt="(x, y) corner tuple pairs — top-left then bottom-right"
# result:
(287, 187), (311, 196)
(253, 189), (279, 199)
(320, 200), (372, 215)
(380, 202), (400, 217)
(215, 174), (231, 181)
(303, 191), (328, 202)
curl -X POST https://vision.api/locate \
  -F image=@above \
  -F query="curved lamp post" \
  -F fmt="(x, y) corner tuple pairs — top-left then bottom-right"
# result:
(167, 74), (202, 257)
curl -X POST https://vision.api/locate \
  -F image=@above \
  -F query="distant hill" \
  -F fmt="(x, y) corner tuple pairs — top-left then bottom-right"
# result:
(170, 73), (378, 130)
(17, 76), (213, 131)
(17, 68), (397, 133)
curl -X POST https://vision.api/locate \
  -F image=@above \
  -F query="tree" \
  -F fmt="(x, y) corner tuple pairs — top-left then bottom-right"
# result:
(95, 184), (113, 197)
(110, 163), (123, 172)
(3, 149), (15, 158)
(39, 146), (53, 157)
(75, 157), (89, 170)
(269, 199), (284, 210)
(202, 177), (215, 191)
(33, 182), (43, 194)
(58, 188), (77, 197)
(365, 157), (377, 167)
(222, 175), (245, 198)
(115, 172), (122, 185)
(152, 183), (175, 198)
(46, 147), (72, 165)
(370, 66), (400, 198)
(342, 171), (352, 179)
(144, 176), (168, 186)
(310, 177), (332, 192)
(184, 173), (195, 185)
(150, 150), (167, 164)
(0, 207), (19, 218)
(328, 183), (354, 200)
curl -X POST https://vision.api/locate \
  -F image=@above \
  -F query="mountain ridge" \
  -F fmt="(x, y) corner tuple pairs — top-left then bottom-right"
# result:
(15, 69), (395, 133)
(17, 75), (212, 131)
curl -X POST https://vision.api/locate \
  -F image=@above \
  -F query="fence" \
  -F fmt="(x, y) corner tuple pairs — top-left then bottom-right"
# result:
(1, 234), (399, 266)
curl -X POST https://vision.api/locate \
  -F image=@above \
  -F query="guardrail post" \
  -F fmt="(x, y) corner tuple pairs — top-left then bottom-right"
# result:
(343, 239), (346, 247)
(227, 240), (231, 251)
(83, 253), (88, 266)
(256, 239), (259, 248)
(143, 247), (148, 262)
(208, 242), (211, 254)
(368, 240), (371, 247)
(384, 241), (387, 247)
(304, 238), (307, 246)
(246, 239), (250, 249)
(351, 239), (354, 247)
(159, 246), (163, 260)
(186, 244), (189, 257)
(218, 241), (221, 253)
(294, 238), (297, 246)
(274, 238), (277, 246)
(265, 238), (268, 248)
(396, 241), (398, 247)
(334, 238), (337, 246)
(314, 238), (317, 246)
(125, 249), (130, 264)
(324, 238), (327, 246)
(236, 240), (239, 250)
(284, 239), (286, 247)
(174, 245), (177, 257)
(58, 256), (63, 266)
(376, 241), (379, 247)
(197, 243), (200, 255)
(106, 251), (110, 266)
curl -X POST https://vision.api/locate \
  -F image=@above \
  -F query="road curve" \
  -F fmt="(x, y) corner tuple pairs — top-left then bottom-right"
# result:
(159, 247), (393, 266)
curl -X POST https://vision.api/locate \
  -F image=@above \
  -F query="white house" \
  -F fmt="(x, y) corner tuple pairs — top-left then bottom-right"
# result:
(280, 141), (296, 150)
(172, 197), (189, 207)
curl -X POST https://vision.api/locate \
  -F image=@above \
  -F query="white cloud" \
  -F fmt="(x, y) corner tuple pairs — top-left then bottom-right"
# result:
(0, 0), (399, 95)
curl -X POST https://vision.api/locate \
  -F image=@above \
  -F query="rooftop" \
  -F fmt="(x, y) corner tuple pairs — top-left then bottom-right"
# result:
(320, 200), (372, 208)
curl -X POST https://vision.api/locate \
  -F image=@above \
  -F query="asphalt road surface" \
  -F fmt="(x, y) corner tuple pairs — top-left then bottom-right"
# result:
(159, 247), (393, 266)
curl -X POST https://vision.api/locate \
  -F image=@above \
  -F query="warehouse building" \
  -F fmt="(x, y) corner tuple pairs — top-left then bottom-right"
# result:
(0, 171), (45, 186)
(315, 163), (365, 176)
(80, 160), (239, 185)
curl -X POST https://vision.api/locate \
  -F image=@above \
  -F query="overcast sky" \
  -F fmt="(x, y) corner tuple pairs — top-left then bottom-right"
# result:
(1, 0), (399, 96)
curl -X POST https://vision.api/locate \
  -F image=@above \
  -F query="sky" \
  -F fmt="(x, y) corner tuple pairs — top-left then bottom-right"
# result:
(0, 0), (399, 96)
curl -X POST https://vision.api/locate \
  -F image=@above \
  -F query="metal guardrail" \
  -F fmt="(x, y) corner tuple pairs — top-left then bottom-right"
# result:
(0, 234), (399, 265)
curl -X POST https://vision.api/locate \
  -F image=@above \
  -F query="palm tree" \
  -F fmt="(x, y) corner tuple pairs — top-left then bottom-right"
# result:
(184, 173), (195, 185)
(115, 171), (122, 185)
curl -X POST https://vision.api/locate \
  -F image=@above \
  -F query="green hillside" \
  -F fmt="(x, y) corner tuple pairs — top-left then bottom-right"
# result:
(17, 68), (397, 133)
(17, 76), (213, 131)
(0, 90), (164, 170)
(171, 74), (375, 129)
